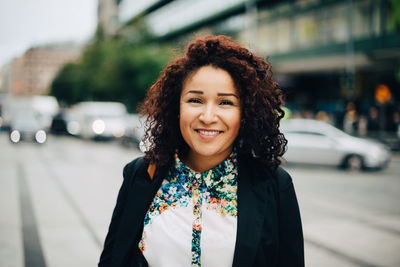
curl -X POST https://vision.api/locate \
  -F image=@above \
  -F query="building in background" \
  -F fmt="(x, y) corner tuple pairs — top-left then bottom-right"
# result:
(118, 0), (400, 131)
(0, 63), (11, 95)
(4, 43), (81, 96)
(98, 0), (120, 37)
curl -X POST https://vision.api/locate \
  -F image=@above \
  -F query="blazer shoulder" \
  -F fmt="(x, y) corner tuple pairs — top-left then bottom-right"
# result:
(122, 156), (147, 182)
(275, 166), (293, 192)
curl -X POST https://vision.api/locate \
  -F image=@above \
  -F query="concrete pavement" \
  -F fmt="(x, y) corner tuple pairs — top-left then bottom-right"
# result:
(1, 132), (400, 267)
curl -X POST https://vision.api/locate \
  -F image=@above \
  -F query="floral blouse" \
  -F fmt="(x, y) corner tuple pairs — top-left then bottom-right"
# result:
(139, 152), (238, 267)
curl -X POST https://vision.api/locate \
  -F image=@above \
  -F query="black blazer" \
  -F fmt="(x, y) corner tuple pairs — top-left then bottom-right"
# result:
(99, 155), (304, 267)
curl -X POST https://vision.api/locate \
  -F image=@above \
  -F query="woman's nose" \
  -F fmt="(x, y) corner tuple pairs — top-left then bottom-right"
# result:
(199, 104), (217, 124)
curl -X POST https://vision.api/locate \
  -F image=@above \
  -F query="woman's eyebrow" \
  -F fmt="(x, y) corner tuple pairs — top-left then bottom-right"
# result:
(186, 90), (203, 95)
(185, 90), (238, 99)
(218, 93), (239, 99)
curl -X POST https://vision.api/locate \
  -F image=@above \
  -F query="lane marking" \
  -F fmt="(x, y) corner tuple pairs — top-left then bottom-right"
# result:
(36, 151), (102, 248)
(17, 162), (47, 267)
(300, 194), (400, 237)
(305, 238), (378, 267)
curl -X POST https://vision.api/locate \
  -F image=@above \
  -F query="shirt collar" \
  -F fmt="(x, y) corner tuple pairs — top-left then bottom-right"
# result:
(174, 151), (238, 191)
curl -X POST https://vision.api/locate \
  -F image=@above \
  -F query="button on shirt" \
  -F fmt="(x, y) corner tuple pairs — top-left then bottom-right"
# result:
(139, 153), (238, 267)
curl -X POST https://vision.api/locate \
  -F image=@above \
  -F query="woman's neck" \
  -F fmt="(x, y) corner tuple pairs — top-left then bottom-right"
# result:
(182, 149), (232, 173)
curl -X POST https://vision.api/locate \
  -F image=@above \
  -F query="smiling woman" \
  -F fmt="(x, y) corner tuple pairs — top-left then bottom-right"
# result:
(179, 66), (241, 172)
(99, 35), (304, 267)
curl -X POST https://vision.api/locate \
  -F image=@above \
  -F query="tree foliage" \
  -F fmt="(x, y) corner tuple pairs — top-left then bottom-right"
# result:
(51, 28), (171, 112)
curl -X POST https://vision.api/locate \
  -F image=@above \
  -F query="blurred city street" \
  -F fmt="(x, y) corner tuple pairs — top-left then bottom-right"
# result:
(1, 132), (399, 267)
(0, 0), (400, 266)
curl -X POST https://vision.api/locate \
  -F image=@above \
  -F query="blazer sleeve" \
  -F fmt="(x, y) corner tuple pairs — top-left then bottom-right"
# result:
(276, 168), (305, 267)
(98, 158), (140, 266)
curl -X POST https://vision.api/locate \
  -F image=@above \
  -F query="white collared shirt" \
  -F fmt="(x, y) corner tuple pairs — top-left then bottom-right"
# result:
(139, 154), (238, 267)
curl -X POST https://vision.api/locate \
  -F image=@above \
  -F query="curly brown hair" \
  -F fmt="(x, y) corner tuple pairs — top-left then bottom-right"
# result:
(140, 35), (287, 170)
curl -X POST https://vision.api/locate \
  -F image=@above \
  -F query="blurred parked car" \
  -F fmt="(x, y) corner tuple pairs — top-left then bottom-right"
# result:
(65, 101), (128, 140)
(9, 113), (47, 144)
(50, 110), (68, 135)
(120, 114), (146, 148)
(1, 95), (59, 132)
(281, 119), (391, 170)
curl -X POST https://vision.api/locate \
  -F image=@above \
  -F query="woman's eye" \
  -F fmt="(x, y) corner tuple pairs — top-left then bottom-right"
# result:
(188, 98), (202, 104)
(220, 100), (234, 105)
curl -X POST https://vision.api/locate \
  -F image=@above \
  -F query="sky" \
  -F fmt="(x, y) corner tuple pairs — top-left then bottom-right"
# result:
(0, 0), (245, 68)
(0, 0), (98, 68)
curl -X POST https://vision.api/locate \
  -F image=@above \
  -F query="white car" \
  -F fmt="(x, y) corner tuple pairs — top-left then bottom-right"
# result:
(9, 112), (47, 144)
(281, 119), (391, 170)
(65, 101), (128, 140)
(121, 114), (146, 148)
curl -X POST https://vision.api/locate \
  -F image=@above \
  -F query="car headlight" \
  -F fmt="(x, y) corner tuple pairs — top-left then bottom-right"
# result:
(366, 145), (388, 163)
(92, 119), (105, 134)
(10, 130), (21, 143)
(112, 125), (125, 138)
(35, 130), (47, 143)
(67, 121), (80, 135)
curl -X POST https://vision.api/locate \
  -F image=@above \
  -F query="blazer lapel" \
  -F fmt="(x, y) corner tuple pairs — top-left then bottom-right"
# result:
(111, 164), (165, 266)
(232, 157), (275, 267)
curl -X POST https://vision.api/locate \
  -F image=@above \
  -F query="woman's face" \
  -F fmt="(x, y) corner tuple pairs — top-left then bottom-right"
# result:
(179, 65), (241, 170)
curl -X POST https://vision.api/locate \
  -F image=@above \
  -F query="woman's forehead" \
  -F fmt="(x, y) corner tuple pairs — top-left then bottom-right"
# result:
(182, 66), (237, 93)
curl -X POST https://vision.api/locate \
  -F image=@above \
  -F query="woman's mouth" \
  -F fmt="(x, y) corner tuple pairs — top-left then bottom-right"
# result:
(197, 129), (220, 136)
(195, 129), (222, 139)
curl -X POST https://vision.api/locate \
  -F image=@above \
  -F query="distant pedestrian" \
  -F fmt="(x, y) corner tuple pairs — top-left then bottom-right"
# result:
(391, 110), (400, 138)
(358, 115), (368, 136)
(366, 106), (380, 135)
(343, 102), (358, 135)
(99, 35), (304, 267)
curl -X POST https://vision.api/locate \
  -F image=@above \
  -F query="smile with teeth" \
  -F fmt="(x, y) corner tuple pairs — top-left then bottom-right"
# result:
(196, 129), (221, 136)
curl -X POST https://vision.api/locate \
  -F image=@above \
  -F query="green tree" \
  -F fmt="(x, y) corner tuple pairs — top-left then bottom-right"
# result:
(51, 63), (88, 106)
(51, 25), (171, 111)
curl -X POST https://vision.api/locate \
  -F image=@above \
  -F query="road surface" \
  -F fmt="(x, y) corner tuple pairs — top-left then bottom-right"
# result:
(1, 133), (399, 267)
